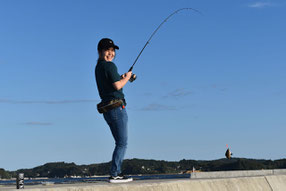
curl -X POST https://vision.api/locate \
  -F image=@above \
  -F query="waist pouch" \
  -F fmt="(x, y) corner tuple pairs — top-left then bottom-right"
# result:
(97, 99), (124, 114)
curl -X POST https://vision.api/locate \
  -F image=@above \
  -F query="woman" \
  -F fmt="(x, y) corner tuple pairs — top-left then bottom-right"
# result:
(95, 38), (133, 183)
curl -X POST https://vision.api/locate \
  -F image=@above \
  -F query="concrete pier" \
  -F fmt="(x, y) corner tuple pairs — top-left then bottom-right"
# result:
(191, 169), (286, 179)
(1, 169), (286, 191)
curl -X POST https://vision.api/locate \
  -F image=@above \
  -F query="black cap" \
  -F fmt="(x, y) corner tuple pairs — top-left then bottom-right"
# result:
(97, 38), (119, 51)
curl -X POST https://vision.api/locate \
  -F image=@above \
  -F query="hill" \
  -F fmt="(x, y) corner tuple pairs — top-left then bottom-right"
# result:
(1, 158), (286, 179)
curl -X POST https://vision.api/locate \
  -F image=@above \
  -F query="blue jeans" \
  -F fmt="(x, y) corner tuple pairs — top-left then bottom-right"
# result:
(103, 106), (128, 177)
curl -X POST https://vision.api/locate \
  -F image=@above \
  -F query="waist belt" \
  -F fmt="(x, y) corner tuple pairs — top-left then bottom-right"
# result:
(97, 99), (125, 114)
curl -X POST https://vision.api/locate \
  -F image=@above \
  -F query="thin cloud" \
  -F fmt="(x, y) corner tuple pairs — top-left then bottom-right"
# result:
(23, 122), (53, 126)
(219, 88), (228, 92)
(196, 84), (229, 92)
(211, 85), (229, 92)
(248, 2), (275, 8)
(162, 88), (193, 99)
(140, 104), (177, 111)
(0, 99), (98, 104)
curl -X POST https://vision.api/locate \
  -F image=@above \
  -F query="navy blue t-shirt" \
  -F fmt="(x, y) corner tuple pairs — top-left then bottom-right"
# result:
(95, 60), (125, 102)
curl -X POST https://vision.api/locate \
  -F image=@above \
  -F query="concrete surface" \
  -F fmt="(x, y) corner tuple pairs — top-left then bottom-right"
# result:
(273, 169), (286, 175)
(191, 169), (285, 179)
(1, 169), (286, 191)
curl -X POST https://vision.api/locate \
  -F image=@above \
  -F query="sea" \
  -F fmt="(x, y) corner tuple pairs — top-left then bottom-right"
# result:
(0, 174), (190, 186)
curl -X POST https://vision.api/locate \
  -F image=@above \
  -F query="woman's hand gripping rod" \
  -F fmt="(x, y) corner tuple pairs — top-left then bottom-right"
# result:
(127, 8), (202, 83)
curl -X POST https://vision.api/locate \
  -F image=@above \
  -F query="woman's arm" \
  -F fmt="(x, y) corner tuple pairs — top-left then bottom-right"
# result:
(113, 71), (132, 90)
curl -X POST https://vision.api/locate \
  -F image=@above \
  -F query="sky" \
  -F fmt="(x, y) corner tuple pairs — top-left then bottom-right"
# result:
(0, 0), (285, 171)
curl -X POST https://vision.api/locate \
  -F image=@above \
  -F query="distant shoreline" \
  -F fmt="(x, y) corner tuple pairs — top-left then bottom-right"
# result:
(1, 158), (286, 180)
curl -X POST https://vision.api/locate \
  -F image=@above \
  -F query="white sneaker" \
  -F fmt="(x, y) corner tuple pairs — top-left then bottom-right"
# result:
(109, 174), (133, 183)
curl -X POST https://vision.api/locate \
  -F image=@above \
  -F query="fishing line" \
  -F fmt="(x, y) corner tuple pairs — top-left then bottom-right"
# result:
(128, 8), (202, 82)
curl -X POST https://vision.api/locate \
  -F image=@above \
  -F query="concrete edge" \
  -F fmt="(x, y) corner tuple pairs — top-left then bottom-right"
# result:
(191, 168), (286, 179)
(6, 175), (286, 191)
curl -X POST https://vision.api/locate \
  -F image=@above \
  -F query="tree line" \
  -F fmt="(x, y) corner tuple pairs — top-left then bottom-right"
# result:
(1, 158), (286, 179)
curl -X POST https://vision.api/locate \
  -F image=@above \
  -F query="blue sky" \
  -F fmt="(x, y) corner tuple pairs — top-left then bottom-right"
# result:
(0, 0), (285, 171)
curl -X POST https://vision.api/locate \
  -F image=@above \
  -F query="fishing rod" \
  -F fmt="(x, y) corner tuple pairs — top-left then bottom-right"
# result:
(128, 8), (202, 82)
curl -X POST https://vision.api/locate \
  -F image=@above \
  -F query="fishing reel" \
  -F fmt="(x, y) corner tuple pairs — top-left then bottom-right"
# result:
(127, 66), (136, 82)
(129, 74), (137, 82)
(121, 73), (137, 82)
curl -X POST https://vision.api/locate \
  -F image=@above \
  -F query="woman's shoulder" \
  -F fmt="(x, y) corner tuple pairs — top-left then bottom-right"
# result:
(98, 60), (114, 66)
(105, 61), (117, 69)
(97, 61), (117, 72)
